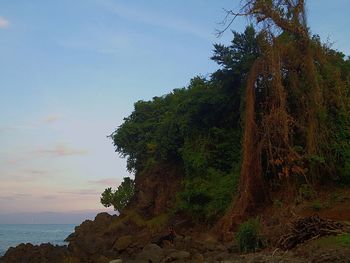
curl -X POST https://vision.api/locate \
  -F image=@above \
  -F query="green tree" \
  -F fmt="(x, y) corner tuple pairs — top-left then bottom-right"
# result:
(100, 177), (135, 212)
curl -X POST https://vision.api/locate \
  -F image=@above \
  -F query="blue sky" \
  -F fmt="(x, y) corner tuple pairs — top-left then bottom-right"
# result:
(0, 0), (349, 215)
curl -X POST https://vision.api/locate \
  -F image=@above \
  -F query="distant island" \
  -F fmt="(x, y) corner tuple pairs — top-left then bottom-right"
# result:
(0, 210), (115, 224)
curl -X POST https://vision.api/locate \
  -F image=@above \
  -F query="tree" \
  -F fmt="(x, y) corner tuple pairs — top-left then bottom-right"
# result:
(217, 0), (350, 238)
(100, 177), (135, 213)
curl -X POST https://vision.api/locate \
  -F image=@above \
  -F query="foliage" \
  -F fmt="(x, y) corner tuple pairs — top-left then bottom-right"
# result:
(109, 2), (350, 223)
(216, 1), (350, 233)
(315, 234), (350, 248)
(273, 199), (283, 208)
(109, 28), (261, 221)
(100, 177), (135, 213)
(298, 184), (315, 201)
(310, 200), (323, 211)
(108, 210), (170, 234)
(236, 218), (263, 252)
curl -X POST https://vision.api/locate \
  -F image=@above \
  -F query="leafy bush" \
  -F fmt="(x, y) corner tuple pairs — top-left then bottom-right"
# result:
(315, 234), (350, 248)
(297, 184), (316, 201)
(311, 200), (323, 211)
(108, 28), (259, 221)
(110, 76), (243, 220)
(236, 218), (262, 252)
(100, 177), (135, 212)
(273, 199), (283, 208)
(108, 25), (350, 221)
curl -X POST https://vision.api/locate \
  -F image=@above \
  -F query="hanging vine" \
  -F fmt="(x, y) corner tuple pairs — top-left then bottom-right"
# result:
(217, 0), (350, 237)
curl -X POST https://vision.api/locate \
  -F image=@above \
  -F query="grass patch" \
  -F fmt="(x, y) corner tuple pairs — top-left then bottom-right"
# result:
(273, 199), (283, 208)
(145, 213), (170, 233)
(296, 184), (316, 204)
(315, 234), (350, 248)
(236, 218), (263, 252)
(310, 200), (323, 211)
(108, 210), (170, 234)
(330, 192), (347, 203)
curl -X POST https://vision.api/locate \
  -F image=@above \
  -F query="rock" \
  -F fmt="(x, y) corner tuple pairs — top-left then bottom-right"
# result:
(160, 250), (190, 263)
(97, 255), (112, 263)
(66, 212), (122, 259)
(110, 259), (123, 263)
(191, 253), (204, 263)
(309, 248), (350, 263)
(65, 232), (76, 242)
(95, 212), (113, 221)
(113, 235), (133, 251)
(135, 244), (164, 263)
(133, 164), (182, 217)
(0, 243), (68, 263)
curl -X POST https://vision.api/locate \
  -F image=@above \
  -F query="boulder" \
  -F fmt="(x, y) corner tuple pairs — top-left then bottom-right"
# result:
(113, 235), (133, 251)
(135, 244), (164, 263)
(160, 250), (190, 263)
(0, 243), (68, 263)
(191, 253), (204, 263)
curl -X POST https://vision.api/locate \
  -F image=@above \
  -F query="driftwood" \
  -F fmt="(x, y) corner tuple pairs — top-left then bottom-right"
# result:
(278, 215), (347, 250)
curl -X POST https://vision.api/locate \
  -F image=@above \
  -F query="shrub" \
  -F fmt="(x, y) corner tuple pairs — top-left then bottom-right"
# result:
(100, 177), (135, 213)
(311, 200), (323, 211)
(296, 184), (316, 204)
(273, 199), (283, 208)
(236, 218), (262, 252)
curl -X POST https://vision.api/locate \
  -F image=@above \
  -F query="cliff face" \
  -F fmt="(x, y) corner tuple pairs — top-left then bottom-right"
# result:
(131, 163), (183, 218)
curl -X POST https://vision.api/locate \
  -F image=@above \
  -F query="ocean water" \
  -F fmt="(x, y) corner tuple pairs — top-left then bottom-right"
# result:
(0, 224), (75, 256)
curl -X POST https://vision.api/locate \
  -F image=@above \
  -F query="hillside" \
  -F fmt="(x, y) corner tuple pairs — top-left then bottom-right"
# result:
(1, 1), (350, 262)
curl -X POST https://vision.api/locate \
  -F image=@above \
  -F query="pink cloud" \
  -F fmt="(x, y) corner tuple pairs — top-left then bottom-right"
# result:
(0, 17), (10, 29)
(89, 178), (120, 186)
(2, 169), (51, 182)
(0, 193), (31, 201)
(35, 144), (88, 157)
(42, 114), (62, 124)
(59, 189), (100, 196)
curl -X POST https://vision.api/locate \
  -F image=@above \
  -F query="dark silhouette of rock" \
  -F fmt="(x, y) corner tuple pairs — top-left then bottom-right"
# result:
(0, 243), (68, 263)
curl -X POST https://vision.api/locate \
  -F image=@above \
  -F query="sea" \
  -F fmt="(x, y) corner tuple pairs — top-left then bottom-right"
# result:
(0, 224), (75, 256)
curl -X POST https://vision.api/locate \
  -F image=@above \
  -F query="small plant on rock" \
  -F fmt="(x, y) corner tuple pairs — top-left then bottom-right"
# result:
(236, 218), (263, 252)
(100, 177), (135, 213)
(296, 184), (316, 204)
(311, 200), (323, 211)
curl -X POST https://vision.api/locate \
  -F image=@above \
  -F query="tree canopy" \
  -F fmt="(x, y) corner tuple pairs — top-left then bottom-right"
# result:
(107, 1), (350, 223)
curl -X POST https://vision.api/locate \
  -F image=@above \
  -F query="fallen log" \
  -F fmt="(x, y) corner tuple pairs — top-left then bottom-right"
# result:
(278, 214), (347, 250)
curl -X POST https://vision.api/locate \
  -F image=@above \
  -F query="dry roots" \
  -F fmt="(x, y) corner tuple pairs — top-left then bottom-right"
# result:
(278, 215), (348, 250)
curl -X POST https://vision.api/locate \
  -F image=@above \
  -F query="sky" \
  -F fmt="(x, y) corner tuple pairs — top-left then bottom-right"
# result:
(0, 0), (349, 220)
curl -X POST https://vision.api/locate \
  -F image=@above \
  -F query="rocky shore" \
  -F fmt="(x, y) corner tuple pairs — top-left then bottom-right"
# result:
(1, 212), (350, 263)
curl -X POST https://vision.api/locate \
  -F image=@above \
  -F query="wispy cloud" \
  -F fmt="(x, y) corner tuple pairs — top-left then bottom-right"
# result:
(0, 144), (88, 165)
(41, 195), (59, 200)
(89, 178), (120, 186)
(0, 193), (31, 201)
(98, 0), (211, 41)
(0, 124), (36, 133)
(35, 144), (88, 157)
(57, 34), (131, 56)
(0, 127), (9, 133)
(24, 169), (47, 175)
(0, 114), (62, 133)
(2, 169), (51, 182)
(59, 189), (100, 196)
(0, 17), (10, 29)
(42, 114), (62, 124)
